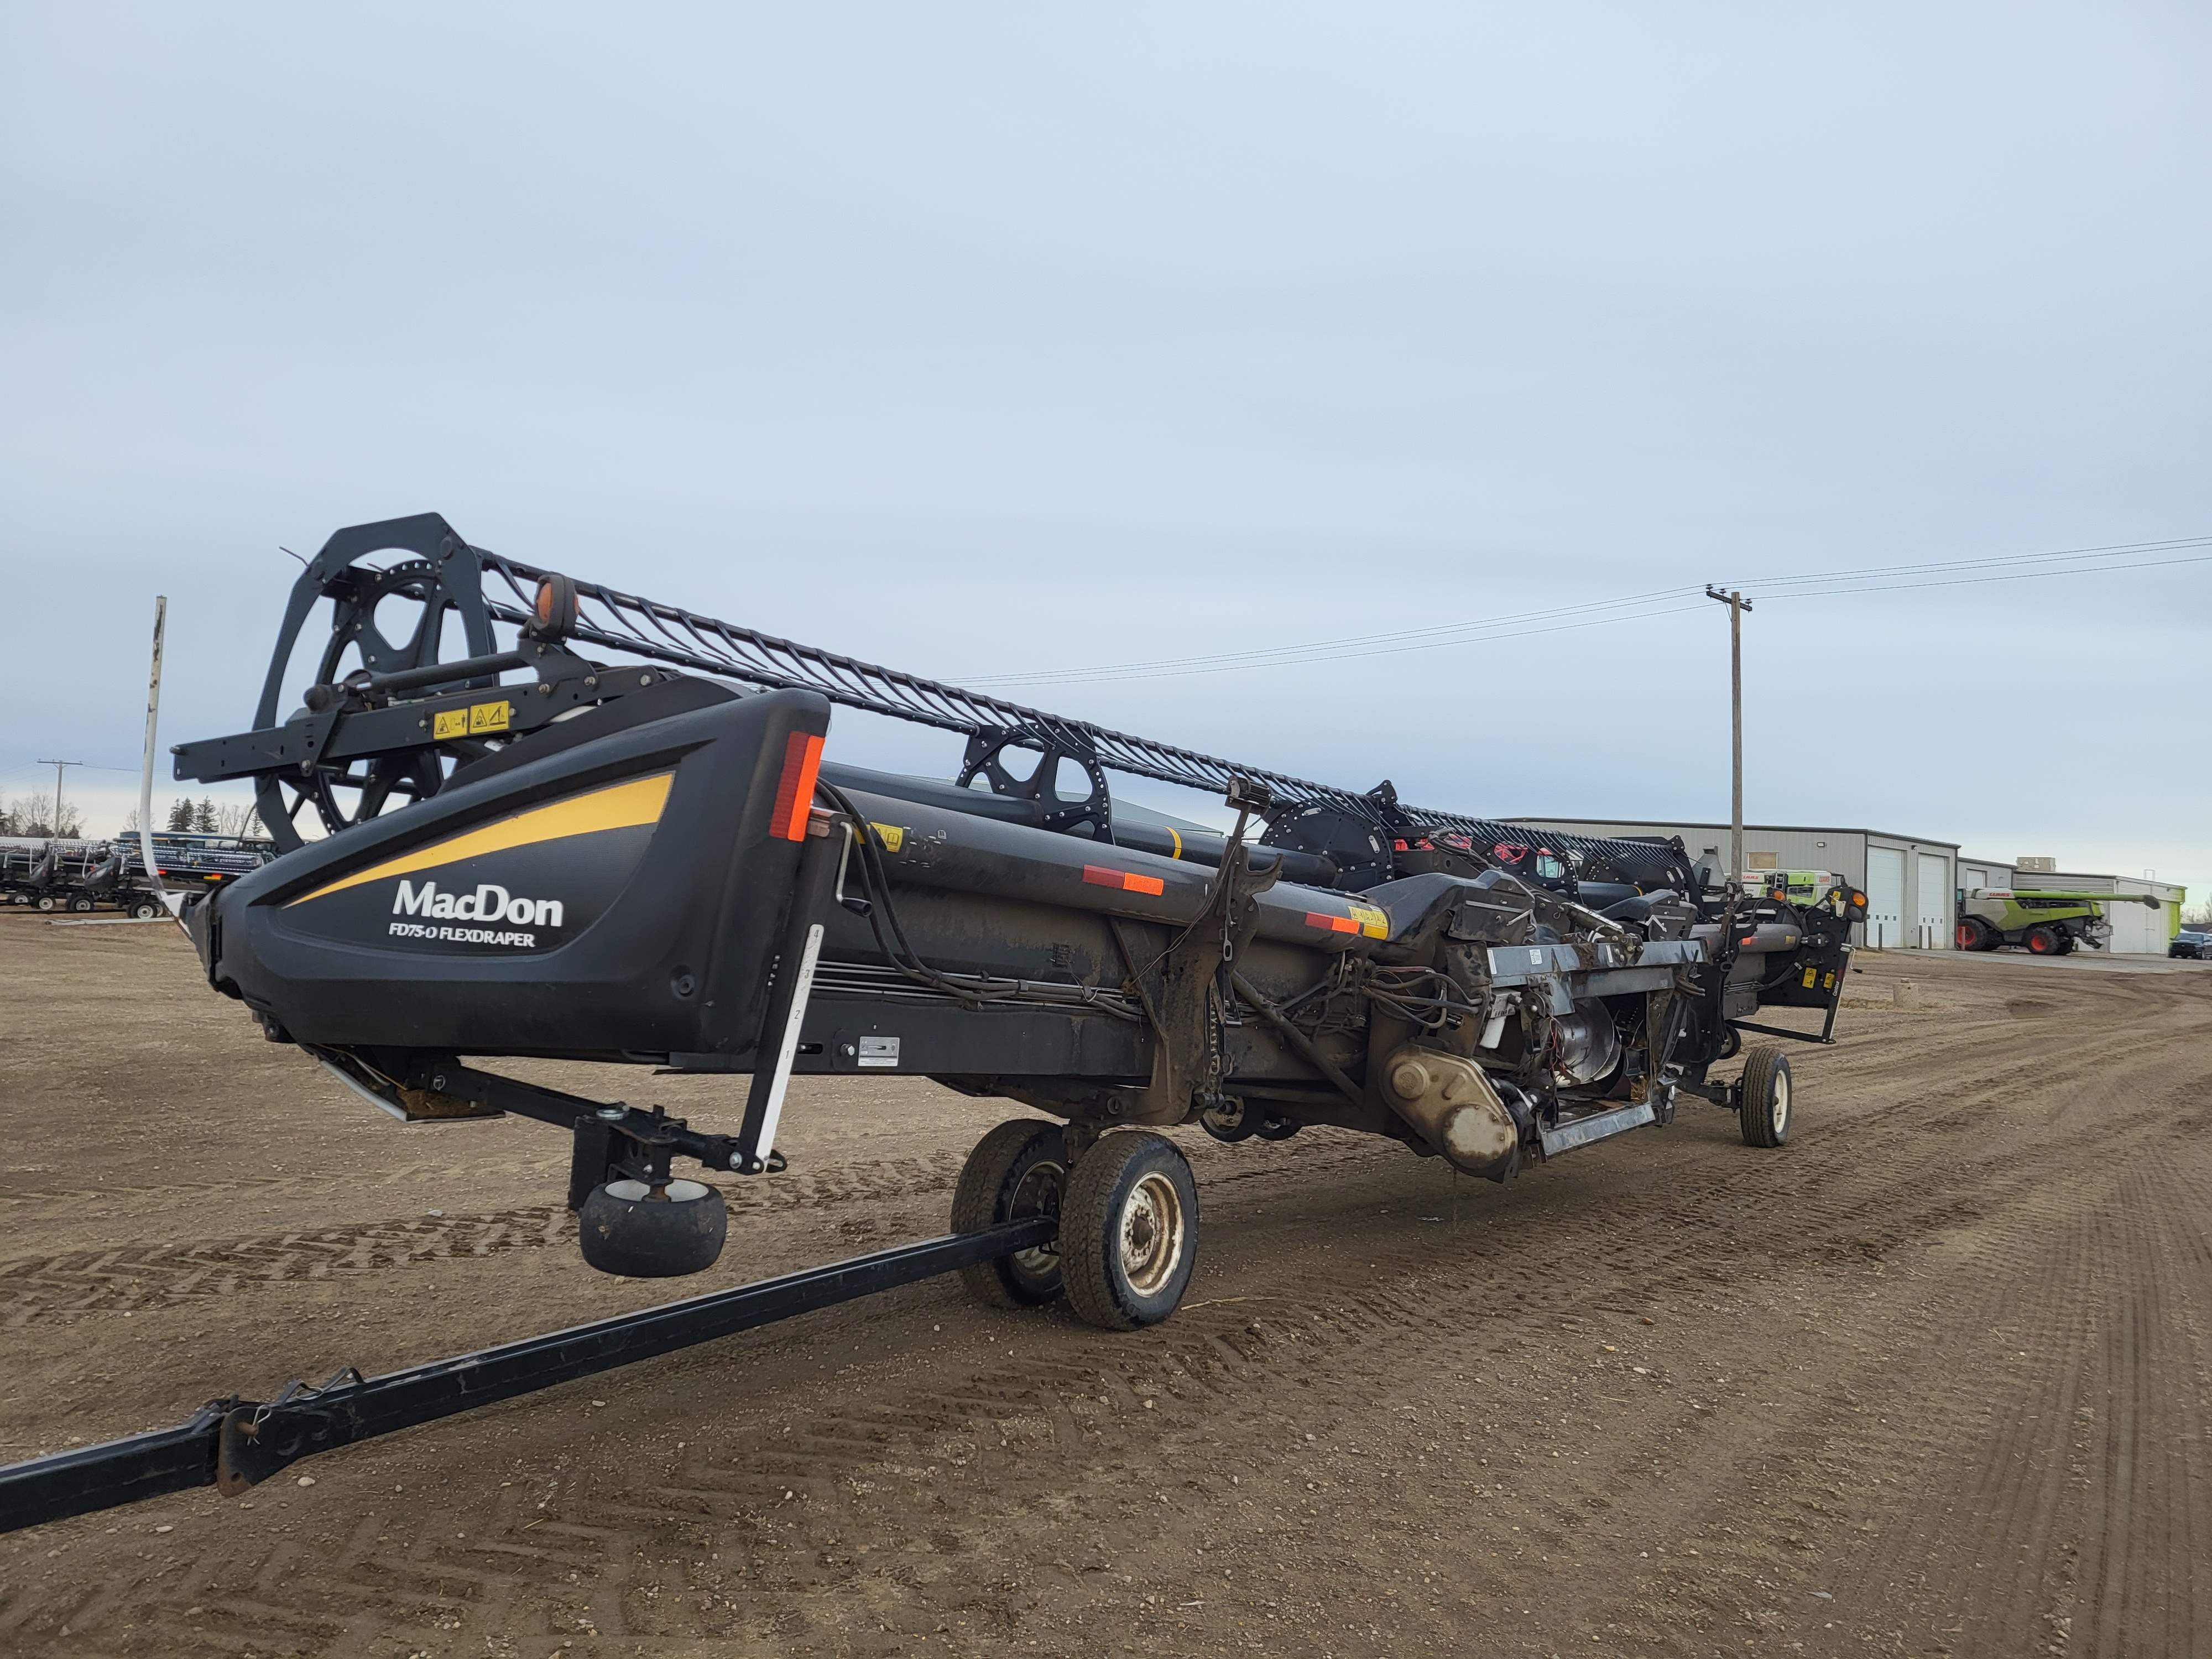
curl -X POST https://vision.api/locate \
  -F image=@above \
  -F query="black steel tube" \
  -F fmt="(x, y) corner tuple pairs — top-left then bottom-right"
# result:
(0, 1217), (1053, 1535)
(363, 650), (528, 695)
(0, 1408), (228, 1535)
(1729, 1018), (1835, 1047)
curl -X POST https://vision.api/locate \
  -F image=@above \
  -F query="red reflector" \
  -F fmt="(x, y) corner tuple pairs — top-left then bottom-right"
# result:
(1305, 911), (1359, 935)
(770, 731), (826, 842)
(1083, 864), (1166, 896)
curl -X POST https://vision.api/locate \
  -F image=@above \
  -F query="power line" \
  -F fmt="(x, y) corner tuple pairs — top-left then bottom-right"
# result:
(959, 533), (2212, 688)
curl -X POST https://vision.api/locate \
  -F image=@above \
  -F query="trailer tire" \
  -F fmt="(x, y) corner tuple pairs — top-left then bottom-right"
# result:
(1738, 1046), (1791, 1149)
(577, 1179), (728, 1277)
(131, 900), (160, 920)
(69, 896), (94, 913)
(35, 895), (57, 912)
(1060, 1132), (1198, 1331)
(952, 1119), (1068, 1310)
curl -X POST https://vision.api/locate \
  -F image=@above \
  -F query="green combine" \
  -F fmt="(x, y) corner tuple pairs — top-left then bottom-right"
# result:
(1954, 888), (2159, 955)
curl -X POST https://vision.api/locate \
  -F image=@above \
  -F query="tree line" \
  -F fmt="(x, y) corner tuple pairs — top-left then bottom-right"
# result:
(0, 796), (262, 840)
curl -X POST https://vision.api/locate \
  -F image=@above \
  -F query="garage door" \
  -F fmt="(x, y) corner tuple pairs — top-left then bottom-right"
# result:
(1865, 846), (1904, 948)
(2105, 898), (2160, 955)
(1917, 853), (1950, 949)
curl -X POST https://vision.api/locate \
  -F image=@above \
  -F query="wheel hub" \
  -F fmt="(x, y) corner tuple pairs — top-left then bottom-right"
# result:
(1118, 1172), (1186, 1295)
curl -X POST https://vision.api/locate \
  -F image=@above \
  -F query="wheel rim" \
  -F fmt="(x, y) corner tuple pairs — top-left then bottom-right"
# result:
(1771, 1070), (1791, 1135)
(1008, 1159), (1065, 1280)
(1118, 1171), (1187, 1296)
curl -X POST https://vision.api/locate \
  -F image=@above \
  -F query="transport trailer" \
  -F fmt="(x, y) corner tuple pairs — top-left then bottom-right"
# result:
(1, 840), (79, 910)
(0, 513), (1860, 1528)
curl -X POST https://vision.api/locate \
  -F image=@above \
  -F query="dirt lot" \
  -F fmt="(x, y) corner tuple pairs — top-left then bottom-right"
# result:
(2, 916), (2208, 1658)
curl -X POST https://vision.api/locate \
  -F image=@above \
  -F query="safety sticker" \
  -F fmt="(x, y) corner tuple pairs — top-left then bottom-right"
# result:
(468, 700), (512, 734)
(432, 707), (469, 740)
(857, 1035), (901, 1069)
(1349, 904), (1388, 939)
(870, 822), (906, 853)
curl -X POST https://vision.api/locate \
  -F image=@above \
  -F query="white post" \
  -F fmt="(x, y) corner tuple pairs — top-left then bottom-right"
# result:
(137, 597), (180, 918)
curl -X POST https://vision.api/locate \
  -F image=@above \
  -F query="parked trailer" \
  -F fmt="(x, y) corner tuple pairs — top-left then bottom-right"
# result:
(0, 839), (72, 910)
(0, 834), (269, 918)
(0, 513), (1863, 1529)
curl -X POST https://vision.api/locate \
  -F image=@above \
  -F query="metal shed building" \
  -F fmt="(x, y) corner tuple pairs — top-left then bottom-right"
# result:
(1505, 816), (1960, 950)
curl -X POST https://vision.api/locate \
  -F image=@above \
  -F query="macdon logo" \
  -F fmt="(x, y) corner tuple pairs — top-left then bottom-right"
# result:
(392, 879), (564, 928)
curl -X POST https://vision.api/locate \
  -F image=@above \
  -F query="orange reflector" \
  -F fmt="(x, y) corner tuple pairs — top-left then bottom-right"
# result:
(1081, 864), (1167, 896)
(770, 731), (826, 842)
(1305, 911), (1359, 935)
(1082, 864), (1166, 896)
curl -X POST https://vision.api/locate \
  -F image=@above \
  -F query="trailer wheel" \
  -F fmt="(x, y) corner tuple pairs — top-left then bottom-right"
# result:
(131, 900), (160, 920)
(1738, 1047), (1791, 1149)
(35, 895), (57, 912)
(2025, 925), (2060, 955)
(578, 1179), (728, 1277)
(1061, 1132), (1198, 1331)
(952, 1119), (1069, 1309)
(69, 896), (94, 913)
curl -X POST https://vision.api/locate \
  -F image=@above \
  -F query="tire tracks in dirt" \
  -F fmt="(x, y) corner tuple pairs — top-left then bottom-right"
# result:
(7, 963), (2210, 1656)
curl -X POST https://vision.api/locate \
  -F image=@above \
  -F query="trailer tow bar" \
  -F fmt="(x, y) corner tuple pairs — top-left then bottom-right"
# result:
(0, 1215), (1055, 1535)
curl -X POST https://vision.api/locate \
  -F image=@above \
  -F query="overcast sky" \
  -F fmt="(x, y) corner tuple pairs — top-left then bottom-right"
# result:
(4, 7), (2208, 894)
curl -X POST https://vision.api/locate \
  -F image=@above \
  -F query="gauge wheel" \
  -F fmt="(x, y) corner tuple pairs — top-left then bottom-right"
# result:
(1738, 1045), (1792, 1149)
(951, 1119), (1068, 1308)
(577, 1178), (727, 1277)
(1061, 1132), (1199, 1331)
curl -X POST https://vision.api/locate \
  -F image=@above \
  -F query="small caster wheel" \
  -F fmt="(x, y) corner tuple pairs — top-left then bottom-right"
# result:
(1198, 1097), (1258, 1143)
(952, 1119), (1068, 1308)
(1062, 1131), (1198, 1331)
(578, 1178), (728, 1277)
(1738, 1046), (1792, 1149)
(1252, 1110), (1301, 1141)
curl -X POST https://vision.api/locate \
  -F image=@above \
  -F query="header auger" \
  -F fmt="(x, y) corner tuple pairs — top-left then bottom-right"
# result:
(2, 512), (1863, 1529)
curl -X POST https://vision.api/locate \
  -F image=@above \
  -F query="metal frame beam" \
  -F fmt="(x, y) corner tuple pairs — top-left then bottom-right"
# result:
(0, 1218), (1053, 1535)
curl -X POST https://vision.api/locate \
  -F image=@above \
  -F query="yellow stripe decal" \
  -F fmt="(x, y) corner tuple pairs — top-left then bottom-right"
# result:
(1167, 827), (1182, 859)
(287, 773), (675, 906)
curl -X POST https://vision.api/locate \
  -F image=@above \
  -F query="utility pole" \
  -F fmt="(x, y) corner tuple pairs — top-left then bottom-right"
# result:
(35, 758), (86, 837)
(1703, 587), (1753, 884)
(138, 597), (172, 912)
